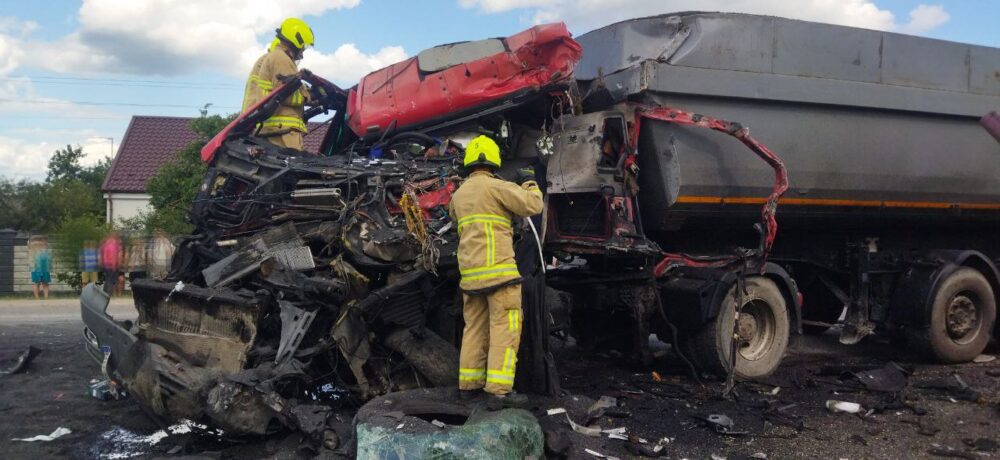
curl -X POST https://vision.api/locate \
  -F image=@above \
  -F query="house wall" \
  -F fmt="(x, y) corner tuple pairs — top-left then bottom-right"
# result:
(105, 192), (152, 224)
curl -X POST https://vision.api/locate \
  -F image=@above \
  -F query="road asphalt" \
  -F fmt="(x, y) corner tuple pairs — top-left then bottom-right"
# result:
(0, 296), (137, 323)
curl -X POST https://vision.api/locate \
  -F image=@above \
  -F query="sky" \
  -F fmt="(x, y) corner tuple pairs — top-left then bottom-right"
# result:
(0, 0), (995, 181)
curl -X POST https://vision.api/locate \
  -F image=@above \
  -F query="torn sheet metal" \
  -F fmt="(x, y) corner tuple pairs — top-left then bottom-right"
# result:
(276, 301), (318, 365)
(0, 346), (40, 375)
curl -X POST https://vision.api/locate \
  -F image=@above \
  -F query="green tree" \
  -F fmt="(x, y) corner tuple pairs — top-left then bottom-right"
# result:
(46, 144), (87, 182)
(0, 145), (111, 232)
(144, 114), (235, 235)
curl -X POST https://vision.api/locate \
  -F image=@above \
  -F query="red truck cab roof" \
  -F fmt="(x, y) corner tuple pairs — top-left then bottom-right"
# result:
(345, 22), (582, 138)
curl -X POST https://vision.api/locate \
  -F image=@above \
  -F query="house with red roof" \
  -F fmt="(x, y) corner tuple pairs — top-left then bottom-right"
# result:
(101, 115), (329, 223)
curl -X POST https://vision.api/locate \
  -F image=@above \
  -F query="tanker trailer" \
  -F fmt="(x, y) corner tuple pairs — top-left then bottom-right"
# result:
(557, 12), (1000, 373)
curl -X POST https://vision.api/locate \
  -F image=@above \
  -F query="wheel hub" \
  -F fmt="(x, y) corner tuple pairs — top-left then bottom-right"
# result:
(733, 300), (776, 361)
(946, 295), (978, 340)
(736, 312), (758, 342)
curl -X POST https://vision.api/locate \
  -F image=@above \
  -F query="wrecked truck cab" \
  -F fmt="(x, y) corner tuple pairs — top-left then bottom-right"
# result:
(83, 23), (579, 438)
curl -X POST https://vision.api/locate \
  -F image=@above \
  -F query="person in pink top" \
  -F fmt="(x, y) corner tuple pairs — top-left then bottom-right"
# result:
(99, 231), (123, 295)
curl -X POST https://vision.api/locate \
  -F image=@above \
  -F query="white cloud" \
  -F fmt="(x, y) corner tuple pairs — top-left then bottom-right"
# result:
(300, 44), (408, 84)
(9, 0), (405, 84)
(899, 4), (950, 35)
(458, 0), (949, 35)
(457, 0), (554, 13)
(0, 136), (59, 180)
(0, 17), (37, 76)
(0, 128), (118, 180)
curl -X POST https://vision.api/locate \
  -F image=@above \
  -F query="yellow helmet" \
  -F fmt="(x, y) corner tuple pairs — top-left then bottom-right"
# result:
(464, 135), (501, 169)
(267, 38), (281, 52)
(276, 18), (314, 50)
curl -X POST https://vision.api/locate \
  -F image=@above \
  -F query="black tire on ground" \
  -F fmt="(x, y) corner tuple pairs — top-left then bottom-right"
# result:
(682, 277), (790, 380)
(908, 267), (996, 363)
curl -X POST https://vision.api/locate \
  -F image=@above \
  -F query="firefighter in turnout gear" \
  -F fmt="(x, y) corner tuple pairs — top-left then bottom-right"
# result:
(242, 18), (315, 150)
(449, 135), (543, 406)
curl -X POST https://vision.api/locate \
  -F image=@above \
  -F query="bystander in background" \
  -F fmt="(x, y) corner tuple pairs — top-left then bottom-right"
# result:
(79, 240), (99, 286)
(100, 231), (123, 295)
(149, 229), (175, 280)
(30, 236), (52, 300)
(126, 235), (148, 283)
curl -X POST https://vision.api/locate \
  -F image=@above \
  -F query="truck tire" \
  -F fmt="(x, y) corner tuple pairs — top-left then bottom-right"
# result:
(683, 277), (789, 380)
(909, 267), (996, 363)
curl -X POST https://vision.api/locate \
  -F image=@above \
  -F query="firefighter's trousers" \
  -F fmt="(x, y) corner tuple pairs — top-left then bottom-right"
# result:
(264, 131), (304, 150)
(458, 283), (522, 395)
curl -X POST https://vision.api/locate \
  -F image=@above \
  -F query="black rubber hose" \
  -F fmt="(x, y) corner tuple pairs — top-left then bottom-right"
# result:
(652, 287), (704, 386)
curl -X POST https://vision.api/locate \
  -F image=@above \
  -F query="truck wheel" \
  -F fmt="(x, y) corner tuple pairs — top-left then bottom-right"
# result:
(910, 267), (996, 363)
(683, 277), (789, 380)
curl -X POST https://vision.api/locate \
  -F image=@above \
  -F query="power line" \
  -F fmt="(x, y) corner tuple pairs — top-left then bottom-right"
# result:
(0, 78), (240, 90)
(0, 98), (239, 110)
(0, 115), (129, 120)
(8, 75), (241, 89)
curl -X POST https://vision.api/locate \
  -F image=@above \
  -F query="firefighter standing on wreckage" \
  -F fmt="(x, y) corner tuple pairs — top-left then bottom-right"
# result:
(449, 135), (543, 407)
(242, 18), (314, 150)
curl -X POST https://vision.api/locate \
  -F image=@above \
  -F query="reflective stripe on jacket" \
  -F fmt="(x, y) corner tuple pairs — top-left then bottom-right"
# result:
(241, 42), (310, 134)
(449, 170), (543, 291)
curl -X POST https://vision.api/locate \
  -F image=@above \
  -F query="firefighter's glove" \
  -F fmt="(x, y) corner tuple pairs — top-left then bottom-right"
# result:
(309, 84), (328, 103)
(516, 167), (536, 185)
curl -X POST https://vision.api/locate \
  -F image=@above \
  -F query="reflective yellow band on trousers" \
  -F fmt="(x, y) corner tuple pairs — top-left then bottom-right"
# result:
(486, 371), (515, 384)
(459, 263), (519, 281)
(508, 310), (520, 331)
(262, 116), (306, 132)
(459, 368), (486, 382)
(488, 348), (517, 385)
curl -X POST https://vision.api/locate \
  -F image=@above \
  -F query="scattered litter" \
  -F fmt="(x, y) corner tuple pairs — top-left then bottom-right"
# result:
(13, 427), (71, 442)
(565, 413), (602, 437)
(651, 371), (663, 382)
(711, 454), (726, 460)
(769, 386), (781, 395)
(602, 427), (626, 435)
(546, 407), (567, 416)
(584, 448), (620, 460)
(825, 400), (862, 414)
(853, 362), (909, 393)
(93, 421), (207, 459)
(927, 443), (977, 459)
(972, 354), (995, 363)
(395, 423), (405, 430)
(0, 346), (40, 375)
(588, 395), (617, 415)
(916, 374), (981, 402)
(608, 433), (629, 441)
(625, 439), (664, 457)
(963, 438), (999, 453)
(89, 379), (125, 401)
(696, 414), (746, 435)
(751, 453), (768, 459)
(431, 420), (446, 428)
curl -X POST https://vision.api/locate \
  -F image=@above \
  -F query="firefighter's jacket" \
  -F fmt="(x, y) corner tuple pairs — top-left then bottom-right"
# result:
(242, 42), (310, 135)
(449, 171), (544, 291)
